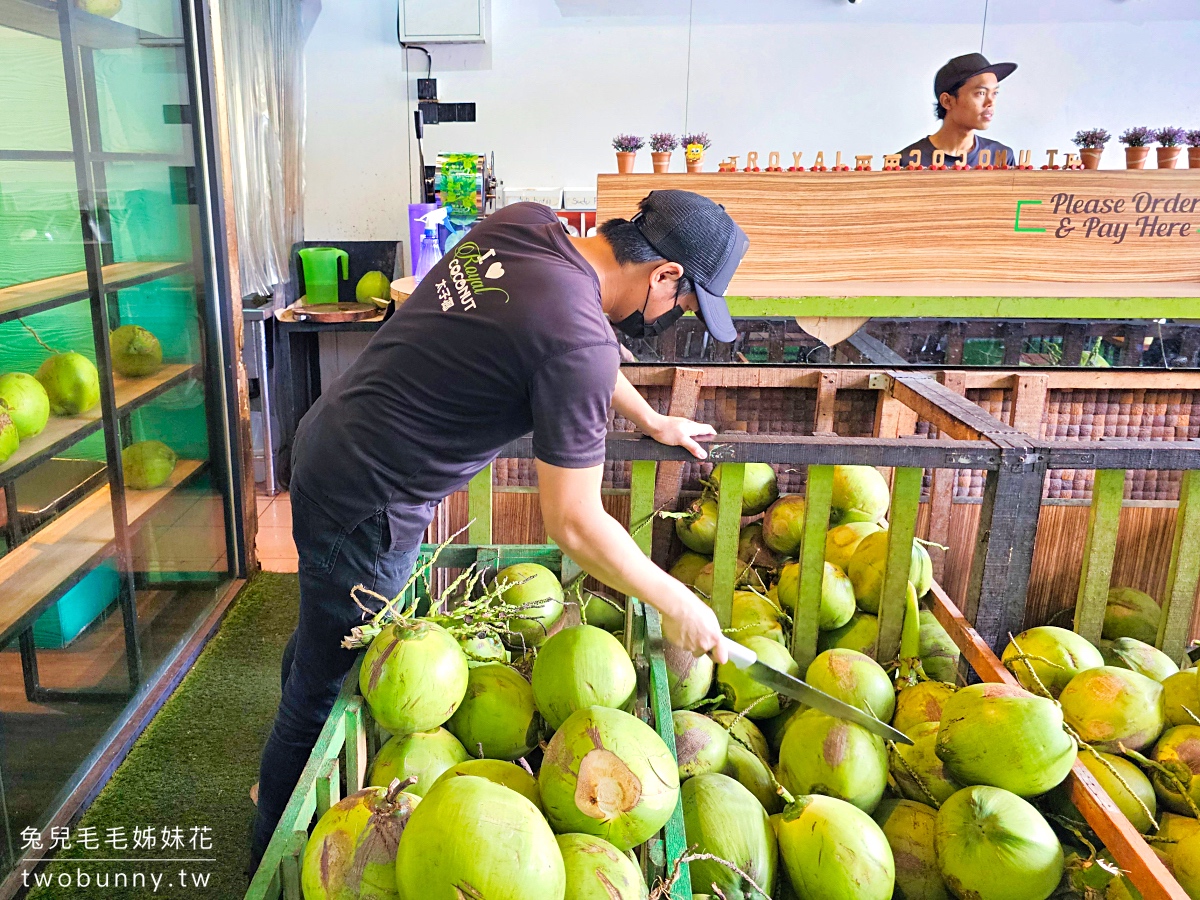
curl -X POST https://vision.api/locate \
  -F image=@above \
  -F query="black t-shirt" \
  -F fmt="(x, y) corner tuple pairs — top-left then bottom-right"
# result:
(291, 203), (619, 547)
(896, 135), (1015, 168)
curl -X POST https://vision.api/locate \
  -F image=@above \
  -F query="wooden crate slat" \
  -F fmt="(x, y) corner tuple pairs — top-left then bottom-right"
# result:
(1159, 469), (1200, 661)
(1074, 469), (1126, 644)
(710, 462), (745, 628)
(793, 464), (833, 676)
(875, 467), (924, 661)
(467, 464), (493, 544)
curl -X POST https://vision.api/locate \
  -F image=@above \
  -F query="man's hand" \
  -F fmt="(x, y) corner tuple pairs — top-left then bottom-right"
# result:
(647, 415), (717, 460)
(660, 593), (728, 662)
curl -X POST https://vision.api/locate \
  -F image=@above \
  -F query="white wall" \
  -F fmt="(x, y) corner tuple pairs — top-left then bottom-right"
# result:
(304, 0), (1200, 244)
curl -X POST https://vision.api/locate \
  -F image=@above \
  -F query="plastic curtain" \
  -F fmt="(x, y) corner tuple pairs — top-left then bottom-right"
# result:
(219, 0), (307, 300)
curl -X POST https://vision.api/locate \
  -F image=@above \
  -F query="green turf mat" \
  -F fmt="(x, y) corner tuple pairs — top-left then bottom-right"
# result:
(25, 573), (298, 900)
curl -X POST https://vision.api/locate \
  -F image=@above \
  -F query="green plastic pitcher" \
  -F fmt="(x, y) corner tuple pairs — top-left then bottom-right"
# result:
(297, 247), (348, 305)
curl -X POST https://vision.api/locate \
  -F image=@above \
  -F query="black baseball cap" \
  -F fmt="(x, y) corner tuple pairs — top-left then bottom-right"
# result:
(631, 190), (749, 344)
(935, 52), (1017, 99)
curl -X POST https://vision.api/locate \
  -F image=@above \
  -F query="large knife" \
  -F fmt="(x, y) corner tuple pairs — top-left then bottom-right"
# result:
(719, 637), (913, 745)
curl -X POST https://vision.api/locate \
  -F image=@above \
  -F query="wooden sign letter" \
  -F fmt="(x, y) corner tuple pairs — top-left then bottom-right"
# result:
(1045, 149), (1058, 168)
(909, 149), (922, 168)
(995, 149), (1009, 167)
(884, 154), (901, 169)
(931, 149), (946, 168)
(746, 151), (759, 170)
(792, 151), (804, 168)
(1065, 153), (1080, 169)
(1018, 149), (1032, 168)
(978, 148), (992, 167)
(835, 151), (844, 168)
(814, 151), (825, 168)
(855, 154), (873, 169)
(768, 151), (780, 170)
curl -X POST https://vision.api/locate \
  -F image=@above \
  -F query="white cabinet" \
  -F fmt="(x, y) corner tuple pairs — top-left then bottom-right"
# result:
(399, 0), (487, 43)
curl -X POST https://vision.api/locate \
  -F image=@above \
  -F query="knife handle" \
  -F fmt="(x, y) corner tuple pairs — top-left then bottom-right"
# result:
(719, 637), (757, 670)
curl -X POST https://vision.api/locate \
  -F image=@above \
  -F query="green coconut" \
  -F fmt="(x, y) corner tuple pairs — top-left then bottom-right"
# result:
(716, 636), (800, 720)
(367, 728), (469, 797)
(556, 833), (648, 900)
(1104, 587), (1161, 644)
(1059, 666), (1165, 753)
(301, 780), (419, 900)
(356, 270), (392, 302)
(1045, 750), (1156, 835)
(664, 640), (714, 710)
(738, 522), (782, 570)
(693, 560), (762, 599)
(1164, 669), (1200, 728)
(457, 630), (509, 666)
(581, 593), (626, 632)
(776, 793), (895, 900)
(1149, 724), (1200, 816)
(805, 648), (896, 722)
(919, 610), (960, 684)
(935, 682), (1077, 797)
(893, 681), (957, 737)
(669, 551), (711, 587)
(395, 775), (564, 899)
(446, 663), (541, 760)
(676, 496), (720, 554)
(761, 494), (807, 556)
(825, 521), (884, 571)
(830, 465), (891, 526)
(0, 412), (17, 465)
(873, 799), (950, 900)
(1161, 811), (1200, 845)
(673, 711), (730, 780)
(712, 462), (779, 516)
(726, 590), (786, 644)
(911, 544), (934, 599)
(0, 372), (49, 439)
(532, 625), (636, 730)
(934, 785), (1064, 900)
(121, 440), (178, 490)
(35, 351), (100, 415)
(539, 706), (679, 852)
(724, 742), (783, 814)
(492, 562), (565, 649)
(681, 773), (778, 900)
(776, 561), (856, 631)
(431, 758), (542, 810)
(1063, 851), (1122, 900)
(818, 611), (879, 656)
(1104, 636), (1179, 682)
(1174, 832), (1200, 900)
(109, 324), (163, 377)
(760, 703), (805, 757)
(847, 532), (928, 614)
(778, 709), (888, 813)
(711, 710), (771, 762)
(1002, 625), (1105, 698)
(360, 619), (469, 735)
(890, 722), (963, 806)
(1107, 875), (1145, 900)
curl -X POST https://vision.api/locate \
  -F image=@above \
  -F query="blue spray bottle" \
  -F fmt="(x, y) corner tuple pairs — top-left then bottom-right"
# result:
(414, 207), (450, 281)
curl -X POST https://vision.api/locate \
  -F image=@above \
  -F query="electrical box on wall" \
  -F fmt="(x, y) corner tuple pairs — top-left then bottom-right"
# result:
(399, 0), (487, 43)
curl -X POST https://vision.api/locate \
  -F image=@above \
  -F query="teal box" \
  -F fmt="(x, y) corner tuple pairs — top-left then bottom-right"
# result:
(32, 561), (119, 649)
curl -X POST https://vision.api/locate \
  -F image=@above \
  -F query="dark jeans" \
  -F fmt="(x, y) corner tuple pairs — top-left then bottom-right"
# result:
(249, 485), (419, 868)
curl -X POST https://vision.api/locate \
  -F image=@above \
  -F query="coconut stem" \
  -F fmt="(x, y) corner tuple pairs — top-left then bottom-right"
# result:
(1003, 634), (1059, 701)
(887, 740), (943, 809)
(1120, 743), (1200, 820)
(650, 846), (774, 900)
(1182, 704), (1200, 727)
(385, 776), (418, 802)
(19, 319), (60, 355)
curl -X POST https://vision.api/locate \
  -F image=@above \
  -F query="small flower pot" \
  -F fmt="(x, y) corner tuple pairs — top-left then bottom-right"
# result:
(1157, 146), (1183, 169)
(616, 151), (637, 174)
(651, 151), (672, 174)
(1124, 146), (1151, 169)
(1080, 148), (1104, 170)
(1190, 147), (1200, 169)
(686, 154), (705, 173)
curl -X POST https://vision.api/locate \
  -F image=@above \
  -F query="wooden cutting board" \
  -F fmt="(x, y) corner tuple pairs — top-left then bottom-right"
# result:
(287, 300), (379, 323)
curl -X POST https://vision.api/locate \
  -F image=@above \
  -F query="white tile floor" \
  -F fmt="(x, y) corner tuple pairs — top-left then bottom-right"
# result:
(255, 493), (297, 572)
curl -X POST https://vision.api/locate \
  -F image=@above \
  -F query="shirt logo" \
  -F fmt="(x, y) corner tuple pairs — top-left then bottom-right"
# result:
(439, 240), (510, 312)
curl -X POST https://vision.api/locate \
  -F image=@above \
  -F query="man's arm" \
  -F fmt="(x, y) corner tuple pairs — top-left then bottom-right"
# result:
(611, 371), (715, 460)
(536, 459), (727, 662)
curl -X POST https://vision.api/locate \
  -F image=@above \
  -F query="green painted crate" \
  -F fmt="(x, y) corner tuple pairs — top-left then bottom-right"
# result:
(245, 460), (693, 900)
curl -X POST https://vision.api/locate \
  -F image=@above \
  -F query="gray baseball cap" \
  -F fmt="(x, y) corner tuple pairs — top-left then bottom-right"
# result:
(631, 190), (749, 343)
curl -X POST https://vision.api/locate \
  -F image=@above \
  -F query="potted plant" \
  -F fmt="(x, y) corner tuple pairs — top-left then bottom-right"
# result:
(648, 133), (678, 173)
(680, 132), (712, 173)
(1187, 130), (1200, 169)
(612, 134), (644, 174)
(1119, 127), (1153, 169)
(1072, 128), (1110, 169)
(1155, 127), (1186, 169)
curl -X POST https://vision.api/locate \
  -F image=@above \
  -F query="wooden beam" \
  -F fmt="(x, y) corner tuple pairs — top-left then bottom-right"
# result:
(927, 372), (967, 580)
(888, 372), (1020, 443)
(652, 367), (704, 563)
(813, 371), (838, 436)
(710, 463), (745, 628)
(793, 465), (833, 676)
(1009, 373), (1049, 437)
(876, 468), (924, 661)
(1074, 470), (1126, 645)
(467, 465), (493, 545)
(1159, 470), (1200, 662)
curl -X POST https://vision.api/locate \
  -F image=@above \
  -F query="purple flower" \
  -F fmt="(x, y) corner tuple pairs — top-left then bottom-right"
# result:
(1155, 127), (1187, 147)
(649, 132), (678, 153)
(1119, 127), (1154, 147)
(612, 134), (645, 153)
(1186, 130), (1200, 149)
(1072, 128), (1110, 149)
(680, 132), (712, 150)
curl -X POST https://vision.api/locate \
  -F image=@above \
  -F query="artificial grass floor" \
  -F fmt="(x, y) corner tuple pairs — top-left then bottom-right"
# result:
(26, 573), (299, 900)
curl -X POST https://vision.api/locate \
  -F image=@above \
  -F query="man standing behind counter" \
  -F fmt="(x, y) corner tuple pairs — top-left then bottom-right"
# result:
(897, 53), (1017, 168)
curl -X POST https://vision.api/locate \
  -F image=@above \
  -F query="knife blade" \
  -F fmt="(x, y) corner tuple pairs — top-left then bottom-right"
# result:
(719, 637), (913, 745)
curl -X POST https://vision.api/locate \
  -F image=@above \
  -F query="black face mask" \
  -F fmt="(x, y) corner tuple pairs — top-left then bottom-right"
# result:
(612, 285), (685, 340)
